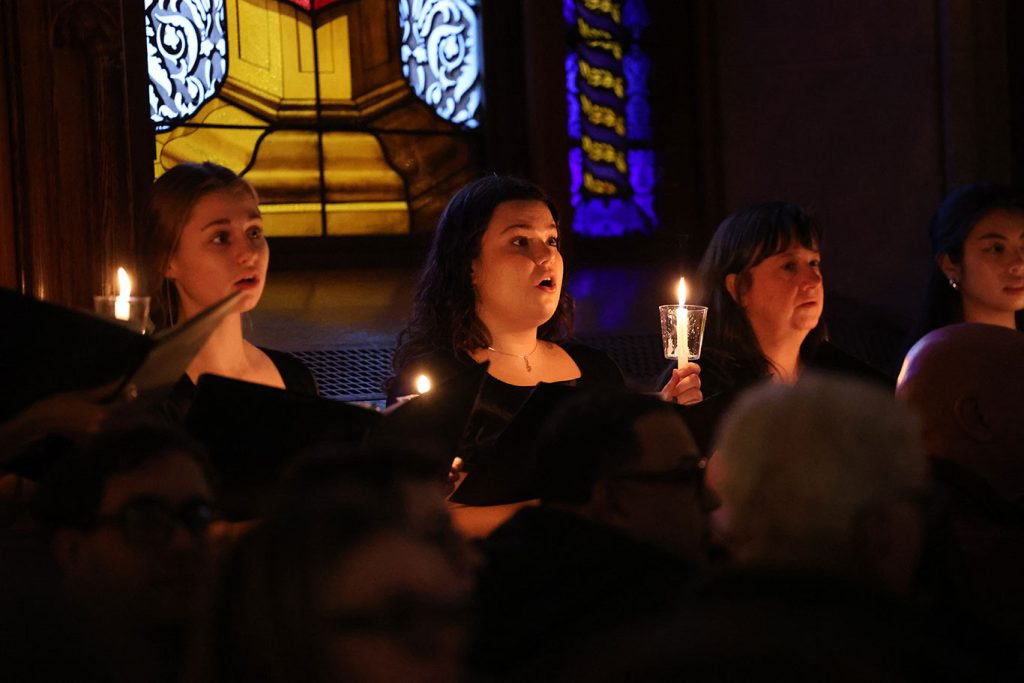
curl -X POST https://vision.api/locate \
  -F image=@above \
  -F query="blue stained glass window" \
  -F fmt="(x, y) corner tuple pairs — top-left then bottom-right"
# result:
(399, 0), (482, 128)
(146, 0), (227, 129)
(565, 0), (656, 236)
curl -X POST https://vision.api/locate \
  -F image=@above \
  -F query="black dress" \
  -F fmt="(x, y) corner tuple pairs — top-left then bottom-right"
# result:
(469, 506), (697, 678)
(664, 341), (894, 457)
(161, 348), (318, 424)
(385, 342), (625, 505)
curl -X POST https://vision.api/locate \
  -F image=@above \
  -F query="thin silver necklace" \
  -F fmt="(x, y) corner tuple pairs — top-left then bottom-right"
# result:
(486, 339), (540, 372)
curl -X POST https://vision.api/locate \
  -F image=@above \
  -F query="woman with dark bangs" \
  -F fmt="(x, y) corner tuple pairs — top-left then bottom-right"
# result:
(695, 201), (884, 399)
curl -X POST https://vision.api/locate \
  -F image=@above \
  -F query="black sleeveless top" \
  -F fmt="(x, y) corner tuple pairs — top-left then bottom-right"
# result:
(161, 348), (318, 424)
(388, 343), (625, 505)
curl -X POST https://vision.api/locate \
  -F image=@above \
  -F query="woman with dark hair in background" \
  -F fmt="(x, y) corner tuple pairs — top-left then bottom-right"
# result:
(143, 162), (316, 418)
(694, 201), (887, 400)
(915, 182), (1024, 338)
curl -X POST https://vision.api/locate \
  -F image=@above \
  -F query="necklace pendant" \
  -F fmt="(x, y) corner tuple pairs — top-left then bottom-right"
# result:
(524, 357), (532, 372)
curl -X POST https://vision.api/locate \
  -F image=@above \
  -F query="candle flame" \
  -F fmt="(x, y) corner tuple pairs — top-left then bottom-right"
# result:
(117, 267), (132, 299)
(677, 277), (687, 307)
(415, 374), (432, 394)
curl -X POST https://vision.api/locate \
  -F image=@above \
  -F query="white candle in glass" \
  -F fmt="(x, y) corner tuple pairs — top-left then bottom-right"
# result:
(677, 277), (687, 369)
(115, 267), (132, 321)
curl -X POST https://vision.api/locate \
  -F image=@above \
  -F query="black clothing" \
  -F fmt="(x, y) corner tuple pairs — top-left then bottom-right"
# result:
(160, 348), (318, 424)
(386, 343), (625, 505)
(389, 342), (624, 401)
(926, 457), (1024, 652)
(693, 340), (894, 400)
(469, 506), (696, 678)
(677, 568), (1013, 682)
(663, 341), (893, 456)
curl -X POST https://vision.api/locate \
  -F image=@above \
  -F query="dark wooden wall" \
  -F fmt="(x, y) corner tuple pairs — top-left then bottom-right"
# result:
(487, 0), (1016, 324)
(0, 0), (152, 307)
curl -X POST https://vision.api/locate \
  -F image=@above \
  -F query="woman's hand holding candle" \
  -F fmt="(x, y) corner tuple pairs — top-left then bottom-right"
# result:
(660, 363), (702, 405)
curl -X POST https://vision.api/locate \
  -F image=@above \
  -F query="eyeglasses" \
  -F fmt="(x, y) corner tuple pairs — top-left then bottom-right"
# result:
(93, 497), (214, 547)
(611, 457), (708, 486)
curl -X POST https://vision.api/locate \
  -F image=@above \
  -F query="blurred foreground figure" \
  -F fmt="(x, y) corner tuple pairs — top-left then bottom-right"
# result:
(196, 505), (472, 683)
(35, 421), (215, 682)
(897, 323), (1024, 646)
(713, 374), (927, 589)
(470, 392), (715, 679)
(698, 373), (1014, 680)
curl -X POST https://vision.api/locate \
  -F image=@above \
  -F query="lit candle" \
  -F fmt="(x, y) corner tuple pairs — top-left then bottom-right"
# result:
(415, 374), (432, 394)
(677, 277), (687, 369)
(115, 267), (132, 321)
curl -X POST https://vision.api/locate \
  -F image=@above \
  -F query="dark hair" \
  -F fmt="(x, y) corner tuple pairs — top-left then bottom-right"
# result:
(34, 420), (211, 534)
(697, 201), (825, 380)
(196, 506), (400, 683)
(144, 162), (257, 329)
(534, 392), (682, 505)
(918, 182), (1024, 334)
(391, 175), (574, 382)
(274, 445), (450, 513)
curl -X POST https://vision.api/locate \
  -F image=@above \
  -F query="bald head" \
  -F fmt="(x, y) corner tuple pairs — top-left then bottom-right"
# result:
(896, 323), (1024, 499)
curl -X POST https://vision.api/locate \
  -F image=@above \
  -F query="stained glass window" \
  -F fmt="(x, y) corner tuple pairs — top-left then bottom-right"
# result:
(399, 0), (482, 128)
(146, 0), (228, 128)
(146, 0), (482, 238)
(565, 0), (655, 236)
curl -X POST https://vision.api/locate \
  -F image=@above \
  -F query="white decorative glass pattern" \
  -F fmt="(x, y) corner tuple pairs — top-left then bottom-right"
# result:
(399, 0), (481, 128)
(146, 0), (227, 127)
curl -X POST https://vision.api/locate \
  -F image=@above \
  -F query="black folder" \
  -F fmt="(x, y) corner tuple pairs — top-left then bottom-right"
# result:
(364, 360), (489, 465)
(0, 288), (241, 423)
(187, 373), (381, 520)
(449, 382), (579, 506)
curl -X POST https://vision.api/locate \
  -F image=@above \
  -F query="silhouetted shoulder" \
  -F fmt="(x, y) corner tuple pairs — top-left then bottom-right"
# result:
(808, 342), (894, 389)
(562, 343), (625, 389)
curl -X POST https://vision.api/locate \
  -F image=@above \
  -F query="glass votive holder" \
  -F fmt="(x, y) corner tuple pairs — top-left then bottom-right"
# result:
(93, 296), (151, 334)
(659, 304), (708, 361)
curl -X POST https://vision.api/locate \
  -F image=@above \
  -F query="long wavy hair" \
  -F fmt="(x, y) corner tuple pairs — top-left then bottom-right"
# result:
(916, 182), (1024, 337)
(143, 162), (257, 330)
(391, 175), (574, 381)
(698, 201), (825, 380)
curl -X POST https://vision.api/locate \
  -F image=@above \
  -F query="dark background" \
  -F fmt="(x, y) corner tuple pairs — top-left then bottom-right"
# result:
(3, 0), (1020, 331)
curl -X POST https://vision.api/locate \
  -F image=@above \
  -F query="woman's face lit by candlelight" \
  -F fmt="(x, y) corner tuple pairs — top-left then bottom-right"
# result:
(471, 200), (563, 333)
(727, 245), (824, 345)
(165, 188), (268, 320)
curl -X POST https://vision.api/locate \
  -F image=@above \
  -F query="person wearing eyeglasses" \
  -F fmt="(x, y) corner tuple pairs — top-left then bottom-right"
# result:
(468, 391), (716, 679)
(34, 420), (215, 683)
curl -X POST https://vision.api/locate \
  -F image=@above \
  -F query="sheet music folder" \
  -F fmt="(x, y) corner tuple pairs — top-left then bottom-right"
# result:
(0, 288), (241, 422)
(187, 374), (381, 520)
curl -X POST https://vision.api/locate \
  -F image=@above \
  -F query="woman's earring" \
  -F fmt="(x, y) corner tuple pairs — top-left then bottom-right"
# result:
(948, 277), (960, 290)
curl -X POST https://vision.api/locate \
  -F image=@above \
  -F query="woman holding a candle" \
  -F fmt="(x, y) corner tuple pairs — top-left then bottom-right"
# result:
(693, 201), (885, 399)
(144, 162), (317, 416)
(912, 182), (1024, 339)
(391, 175), (701, 400)
(389, 175), (700, 530)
